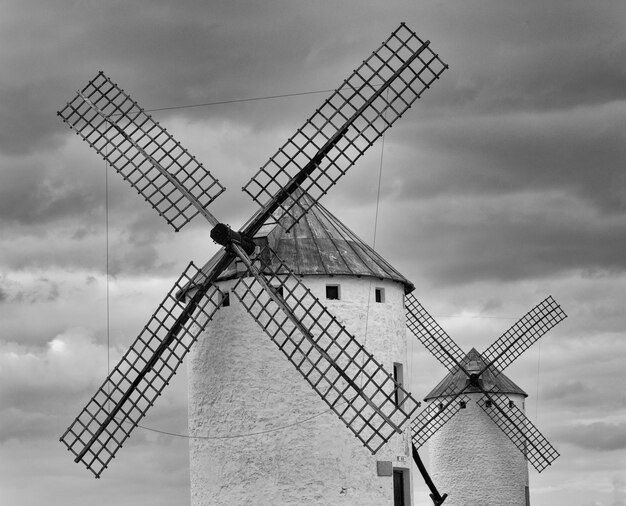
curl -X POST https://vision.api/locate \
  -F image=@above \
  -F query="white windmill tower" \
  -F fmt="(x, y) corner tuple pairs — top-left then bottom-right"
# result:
(57, 23), (449, 506)
(187, 192), (417, 505)
(405, 294), (566, 505)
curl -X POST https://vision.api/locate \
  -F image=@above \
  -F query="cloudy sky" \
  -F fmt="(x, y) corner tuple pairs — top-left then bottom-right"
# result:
(1, 0), (625, 505)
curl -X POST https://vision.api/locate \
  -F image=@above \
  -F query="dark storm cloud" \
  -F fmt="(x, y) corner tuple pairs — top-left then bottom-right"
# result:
(107, 239), (169, 277)
(0, 226), (172, 275)
(542, 379), (589, 403)
(397, 103), (626, 213)
(0, 138), (177, 273)
(429, 0), (626, 113)
(542, 376), (622, 411)
(0, 0), (381, 156)
(0, 276), (60, 304)
(560, 422), (626, 452)
(381, 191), (626, 285)
(367, 68), (626, 287)
(0, 158), (99, 226)
(16, 279), (60, 304)
(1, 0), (624, 162)
(1, 2), (625, 505)
(305, 0), (626, 290)
(0, 82), (68, 156)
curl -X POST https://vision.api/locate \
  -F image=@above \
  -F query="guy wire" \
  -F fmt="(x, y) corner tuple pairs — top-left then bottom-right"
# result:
(105, 141), (111, 411)
(535, 340), (542, 423)
(134, 400), (351, 440)
(362, 89), (388, 387)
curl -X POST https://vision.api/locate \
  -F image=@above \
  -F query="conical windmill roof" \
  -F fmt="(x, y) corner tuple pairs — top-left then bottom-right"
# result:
(424, 348), (527, 401)
(197, 191), (415, 293)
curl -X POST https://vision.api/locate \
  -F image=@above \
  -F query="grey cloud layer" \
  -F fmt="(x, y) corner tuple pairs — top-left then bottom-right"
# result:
(1, 1), (625, 505)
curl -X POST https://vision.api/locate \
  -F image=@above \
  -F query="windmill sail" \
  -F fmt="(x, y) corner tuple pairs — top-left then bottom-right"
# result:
(232, 246), (419, 453)
(481, 296), (567, 375)
(243, 23), (448, 231)
(58, 72), (225, 231)
(477, 390), (560, 472)
(60, 263), (223, 477)
(405, 292), (465, 373)
(411, 383), (470, 449)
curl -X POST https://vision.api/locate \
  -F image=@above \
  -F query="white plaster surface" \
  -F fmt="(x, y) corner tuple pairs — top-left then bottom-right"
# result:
(188, 275), (413, 505)
(427, 393), (529, 506)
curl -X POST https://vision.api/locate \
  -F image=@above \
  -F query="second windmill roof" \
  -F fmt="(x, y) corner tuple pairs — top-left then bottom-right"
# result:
(424, 348), (528, 401)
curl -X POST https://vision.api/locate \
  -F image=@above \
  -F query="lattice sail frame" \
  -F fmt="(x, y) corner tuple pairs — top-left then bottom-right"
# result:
(231, 246), (419, 453)
(477, 389), (560, 472)
(411, 383), (470, 449)
(482, 296), (566, 375)
(405, 293), (464, 373)
(243, 23), (448, 230)
(58, 72), (225, 231)
(60, 263), (223, 478)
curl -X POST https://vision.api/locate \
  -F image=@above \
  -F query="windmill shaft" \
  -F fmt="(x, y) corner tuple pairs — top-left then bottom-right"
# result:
(77, 91), (221, 228)
(229, 242), (403, 435)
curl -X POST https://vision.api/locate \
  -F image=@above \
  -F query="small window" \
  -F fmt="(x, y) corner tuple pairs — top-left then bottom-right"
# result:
(459, 400), (467, 409)
(393, 363), (404, 406)
(485, 400), (492, 408)
(438, 402), (444, 412)
(509, 400), (515, 409)
(221, 292), (230, 307)
(375, 287), (385, 303)
(325, 284), (340, 300)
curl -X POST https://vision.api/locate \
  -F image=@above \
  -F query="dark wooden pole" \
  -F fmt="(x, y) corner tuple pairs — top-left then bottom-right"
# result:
(412, 444), (448, 506)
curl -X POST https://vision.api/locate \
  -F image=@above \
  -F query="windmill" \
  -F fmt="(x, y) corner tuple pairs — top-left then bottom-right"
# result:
(58, 23), (447, 499)
(405, 294), (566, 505)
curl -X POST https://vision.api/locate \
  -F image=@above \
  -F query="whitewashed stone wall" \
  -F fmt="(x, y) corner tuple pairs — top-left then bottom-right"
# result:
(188, 275), (413, 506)
(427, 392), (529, 506)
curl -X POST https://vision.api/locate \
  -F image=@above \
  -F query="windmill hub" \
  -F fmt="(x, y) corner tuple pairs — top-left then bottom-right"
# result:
(467, 373), (482, 389)
(210, 223), (256, 255)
